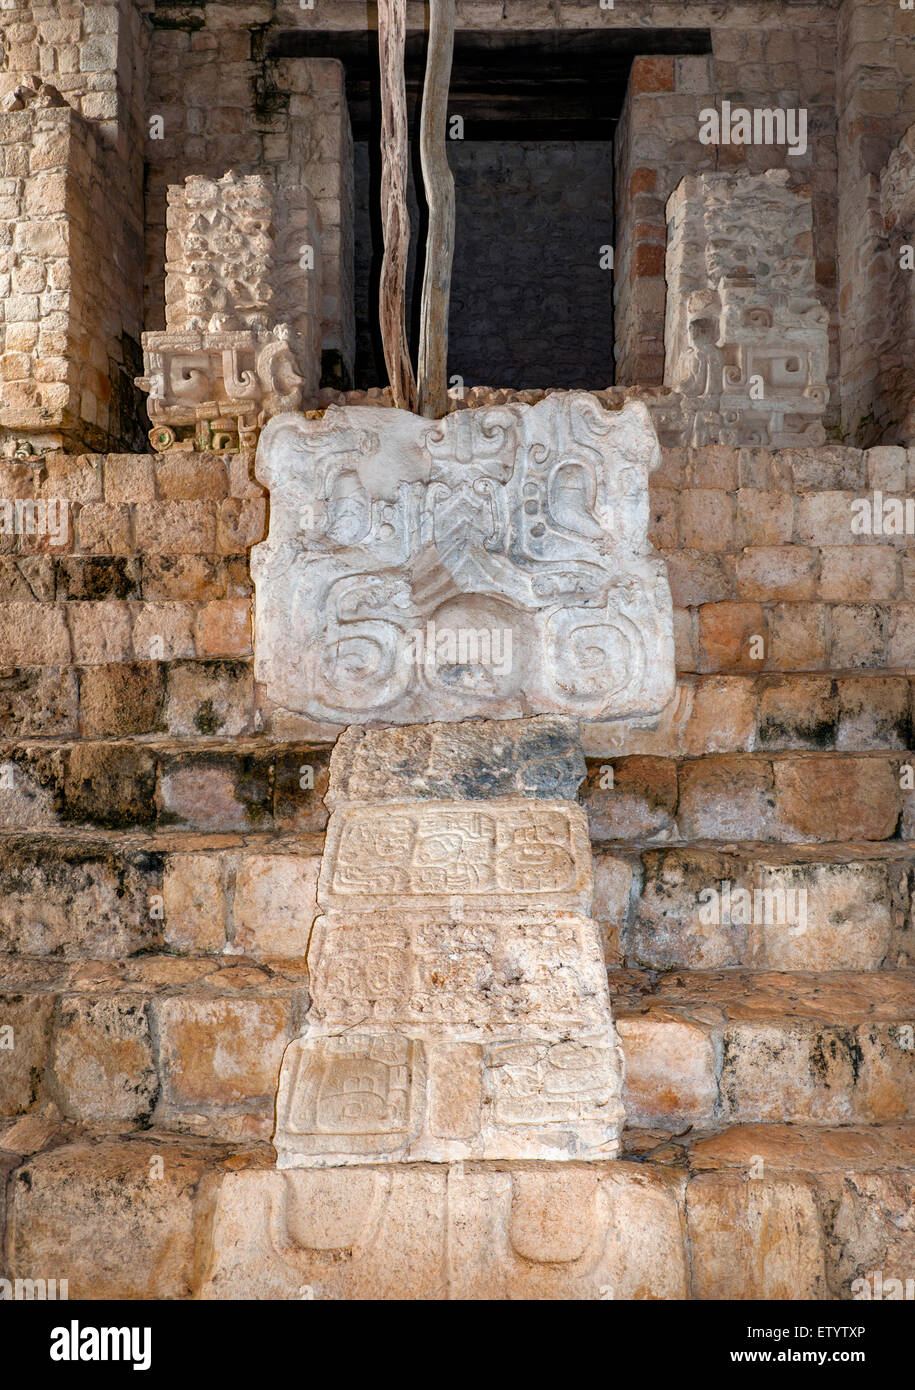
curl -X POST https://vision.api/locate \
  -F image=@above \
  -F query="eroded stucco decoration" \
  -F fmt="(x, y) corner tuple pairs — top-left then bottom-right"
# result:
(665, 170), (829, 448)
(252, 392), (675, 727)
(136, 172), (322, 453)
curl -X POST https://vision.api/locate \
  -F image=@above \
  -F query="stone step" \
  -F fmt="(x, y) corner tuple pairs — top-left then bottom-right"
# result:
(3, 736), (911, 839)
(2, 1120), (913, 1299)
(0, 952), (311, 1141)
(0, 829), (325, 958)
(1, 659), (257, 740)
(3, 664), (914, 749)
(625, 1118), (915, 1174)
(3, 952), (914, 1140)
(0, 738), (331, 832)
(596, 842), (915, 971)
(611, 968), (915, 1131)
(584, 672), (915, 758)
(2, 827), (912, 975)
(585, 751), (914, 843)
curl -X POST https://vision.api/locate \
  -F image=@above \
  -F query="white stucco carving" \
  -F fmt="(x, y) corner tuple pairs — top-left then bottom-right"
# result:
(251, 392), (675, 727)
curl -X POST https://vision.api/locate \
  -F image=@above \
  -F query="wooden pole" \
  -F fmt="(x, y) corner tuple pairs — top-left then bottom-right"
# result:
(417, 0), (456, 419)
(377, 0), (417, 411)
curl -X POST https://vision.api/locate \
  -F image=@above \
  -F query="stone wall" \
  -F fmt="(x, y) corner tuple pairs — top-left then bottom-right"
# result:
(0, 0), (148, 137)
(836, 0), (915, 446)
(3, 0), (915, 1305)
(880, 124), (915, 446)
(8, 0), (906, 445)
(0, 0), (148, 452)
(353, 139), (614, 389)
(613, 54), (715, 390)
(0, 94), (146, 453)
(1, 436), (914, 1297)
(144, 10), (355, 382)
(613, 21), (839, 434)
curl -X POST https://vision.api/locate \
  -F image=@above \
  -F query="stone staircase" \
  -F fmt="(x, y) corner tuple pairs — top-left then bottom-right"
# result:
(1, 442), (914, 1298)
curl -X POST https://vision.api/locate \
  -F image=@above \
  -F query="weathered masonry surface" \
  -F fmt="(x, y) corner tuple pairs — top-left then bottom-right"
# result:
(1, 0), (915, 1302)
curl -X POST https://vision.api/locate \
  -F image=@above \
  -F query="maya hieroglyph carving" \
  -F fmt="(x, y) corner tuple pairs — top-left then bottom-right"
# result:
(274, 795), (624, 1166)
(252, 392), (675, 726)
(274, 719), (624, 1168)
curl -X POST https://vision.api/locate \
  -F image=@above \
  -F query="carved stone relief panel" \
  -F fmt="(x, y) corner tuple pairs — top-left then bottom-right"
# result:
(306, 912), (609, 1027)
(136, 172), (323, 453)
(252, 392), (675, 727)
(273, 800), (623, 1162)
(273, 725), (625, 1165)
(664, 170), (829, 448)
(274, 1027), (623, 1165)
(318, 800), (592, 912)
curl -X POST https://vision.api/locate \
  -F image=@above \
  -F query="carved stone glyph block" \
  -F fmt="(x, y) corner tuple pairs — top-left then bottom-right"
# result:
(252, 393), (675, 728)
(319, 799), (593, 911)
(136, 173), (323, 452)
(274, 1027), (621, 1164)
(306, 911), (609, 1027)
(664, 170), (829, 448)
(274, 750), (625, 1165)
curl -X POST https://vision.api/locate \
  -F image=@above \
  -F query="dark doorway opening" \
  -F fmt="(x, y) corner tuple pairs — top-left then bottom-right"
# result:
(269, 28), (713, 391)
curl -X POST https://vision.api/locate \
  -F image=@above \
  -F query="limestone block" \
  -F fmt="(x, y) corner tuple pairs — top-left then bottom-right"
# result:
(275, 895), (623, 1164)
(155, 995), (296, 1115)
(627, 852), (897, 972)
(820, 1171), (915, 1299)
(275, 1026), (622, 1165)
(162, 853), (229, 954)
(0, 994), (54, 1114)
(252, 394), (675, 726)
(0, 842), (160, 958)
(686, 1172), (826, 1299)
(232, 853), (321, 956)
(306, 911), (608, 1029)
(617, 1016), (718, 1128)
(200, 1163), (687, 1299)
(318, 799), (593, 913)
(50, 994), (157, 1123)
(6, 1140), (213, 1299)
(326, 715), (586, 805)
